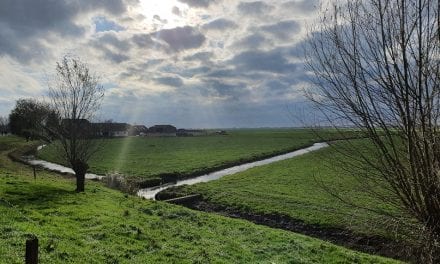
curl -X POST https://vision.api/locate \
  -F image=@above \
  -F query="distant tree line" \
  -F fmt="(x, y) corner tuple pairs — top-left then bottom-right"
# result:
(0, 116), (8, 135)
(8, 99), (58, 141)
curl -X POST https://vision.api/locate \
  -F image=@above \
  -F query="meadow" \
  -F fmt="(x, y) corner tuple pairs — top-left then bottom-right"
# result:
(167, 140), (414, 244)
(38, 129), (357, 183)
(0, 136), (398, 263)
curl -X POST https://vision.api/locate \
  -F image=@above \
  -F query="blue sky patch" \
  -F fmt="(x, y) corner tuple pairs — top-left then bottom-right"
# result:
(94, 16), (124, 32)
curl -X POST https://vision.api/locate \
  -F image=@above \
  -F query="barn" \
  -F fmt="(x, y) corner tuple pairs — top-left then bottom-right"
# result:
(93, 123), (131, 137)
(148, 125), (177, 137)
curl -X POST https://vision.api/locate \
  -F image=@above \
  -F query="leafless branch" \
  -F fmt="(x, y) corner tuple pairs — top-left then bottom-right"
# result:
(306, 0), (440, 261)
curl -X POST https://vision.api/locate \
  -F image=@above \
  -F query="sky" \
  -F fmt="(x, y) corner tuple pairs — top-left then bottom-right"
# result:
(0, 0), (322, 128)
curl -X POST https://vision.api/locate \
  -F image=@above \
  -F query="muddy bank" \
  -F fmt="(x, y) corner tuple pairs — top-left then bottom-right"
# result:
(158, 193), (414, 262)
(7, 143), (39, 163)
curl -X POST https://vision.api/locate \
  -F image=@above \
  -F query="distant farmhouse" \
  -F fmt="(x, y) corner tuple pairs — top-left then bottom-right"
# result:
(61, 118), (90, 127)
(128, 125), (148, 136)
(61, 120), (134, 137)
(60, 119), (208, 138)
(148, 125), (177, 137)
(95, 123), (151, 137)
(60, 119), (93, 138)
(93, 123), (131, 137)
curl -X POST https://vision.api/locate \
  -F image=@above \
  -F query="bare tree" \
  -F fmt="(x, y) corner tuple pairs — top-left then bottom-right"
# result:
(48, 56), (104, 192)
(306, 0), (440, 261)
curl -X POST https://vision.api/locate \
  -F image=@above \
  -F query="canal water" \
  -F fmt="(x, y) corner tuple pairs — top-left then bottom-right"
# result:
(24, 142), (329, 199)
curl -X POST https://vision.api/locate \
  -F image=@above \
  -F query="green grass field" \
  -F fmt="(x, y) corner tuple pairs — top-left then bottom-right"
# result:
(38, 129), (352, 181)
(0, 136), (398, 263)
(174, 139), (412, 240)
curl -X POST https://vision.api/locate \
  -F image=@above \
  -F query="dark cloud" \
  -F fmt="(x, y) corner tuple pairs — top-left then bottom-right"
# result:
(143, 59), (166, 67)
(106, 52), (130, 63)
(154, 76), (184, 87)
(153, 15), (168, 24)
(281, 0), (320, 13)
(80, 0), (127, 15)
(94, 32), (132, 51)
(178, 0), (219, 8)
(259, 20), (301, 40)
(205, 67), (276, 81)
(131, 34), (155, 47)
(119, 59), (165, 79)
(202, 18), (237, 31)
(231, 49), (297, 73)
(172, 6), (182, 16)
(282, 36), (315, 58)
(205, 68), (237, 78)
(131, 26), (206, 51)
(0, 0), (128, 62)
(184, 52), (213, 62)
(237, 1), (274, 16)
(0, 35), (50, 63)
(233, 33), (267, 49)
(154, 26), (206, 51)
(200, 79), (248, 99)
(90, 32), (132, 63)
(264, 79), (297, 97)
(180, 66), (211, 78)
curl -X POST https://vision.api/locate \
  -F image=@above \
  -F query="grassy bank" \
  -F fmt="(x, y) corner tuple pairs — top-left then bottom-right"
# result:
(0, 136), (398, 263)
(38, 129), (359, 183)
(170, 140), (413, 241)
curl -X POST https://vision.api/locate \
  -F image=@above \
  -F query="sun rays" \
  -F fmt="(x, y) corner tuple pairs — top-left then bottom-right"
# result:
(139, 0), (189, 29)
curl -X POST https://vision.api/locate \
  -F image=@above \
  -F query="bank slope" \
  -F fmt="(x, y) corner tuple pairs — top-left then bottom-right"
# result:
(0, 136), (397, 263)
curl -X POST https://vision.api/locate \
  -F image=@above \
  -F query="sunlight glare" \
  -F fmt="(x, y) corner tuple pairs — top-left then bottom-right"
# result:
(139, 0), (188, 28)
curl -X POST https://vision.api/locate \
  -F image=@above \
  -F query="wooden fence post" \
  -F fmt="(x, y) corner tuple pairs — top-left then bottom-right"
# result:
(25, 236), (38, 264)
(33, 166), (36, 181)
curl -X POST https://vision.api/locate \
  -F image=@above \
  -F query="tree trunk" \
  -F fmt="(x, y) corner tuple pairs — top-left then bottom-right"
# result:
(72, 160), (88, 193)
(76, 172), (85, 192)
